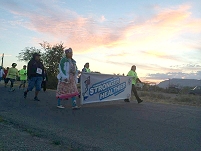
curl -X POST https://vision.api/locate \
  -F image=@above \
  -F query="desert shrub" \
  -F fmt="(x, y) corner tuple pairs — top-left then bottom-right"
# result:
(174, 95), (201, 106)
(179, 86), (193, 94)
(156, 93), (170, 99)
(139, 91), (150, 97)
(174, 96), (191, 102)
(139, 91), (170, 100)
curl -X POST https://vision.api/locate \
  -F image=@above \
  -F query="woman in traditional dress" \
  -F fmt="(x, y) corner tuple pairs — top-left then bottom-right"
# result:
(56, 48), (79, 109)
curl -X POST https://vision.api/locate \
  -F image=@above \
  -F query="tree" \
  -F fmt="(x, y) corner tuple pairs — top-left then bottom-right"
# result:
(40, 42), (65, 89)
(17, 47), (42, 62)
(40, 42), (65, 77)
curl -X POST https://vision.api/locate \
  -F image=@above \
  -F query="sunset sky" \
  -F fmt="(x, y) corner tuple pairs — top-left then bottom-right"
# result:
(0, 0), (201, 83)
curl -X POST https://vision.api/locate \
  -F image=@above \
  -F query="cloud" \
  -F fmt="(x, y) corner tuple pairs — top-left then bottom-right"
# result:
(0, 0), (123, 52)
(140, 50), (182, 62)
(100, 15), (106, 22)
(170, 63), (201, 71)
(147, 70), (201, 81)
(124, 4), (201, 45)
(1, 1), (200, 50)
(1, 1), (201, 63)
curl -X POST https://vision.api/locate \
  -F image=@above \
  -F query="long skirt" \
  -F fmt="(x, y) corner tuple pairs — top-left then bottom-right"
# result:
(56, 74), (79, 99)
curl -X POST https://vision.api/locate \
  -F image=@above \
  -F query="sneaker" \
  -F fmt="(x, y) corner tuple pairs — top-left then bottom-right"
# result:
(124, 99), (130, 102)
(72, 100), (77, 107)
(57, 105), (65, 109)
(72, 106), (80, 110)
(34, 97), (40, 101)
(9, 88), (15, 92)
(24, 91), (27, 98)
(137, 99), (143, 104)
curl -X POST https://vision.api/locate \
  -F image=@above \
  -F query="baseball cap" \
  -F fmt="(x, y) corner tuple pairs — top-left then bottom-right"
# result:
(33, 53), (41, 57)
(12, 63), (17, 66)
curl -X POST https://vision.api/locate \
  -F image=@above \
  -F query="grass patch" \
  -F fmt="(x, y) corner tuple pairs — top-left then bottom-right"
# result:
(137, 91), (201, 106)
(51, 141), (82, 151)
(174, 95), (201, 106)
(0, 116), (4, 122)
(67, 146), (81, 151)
(0, 143), (4, 151)
(52, 140), (61, 146)
(139, 92), (170, 100)
(24, 128), (41, 137)
(174, 95), (192, 102)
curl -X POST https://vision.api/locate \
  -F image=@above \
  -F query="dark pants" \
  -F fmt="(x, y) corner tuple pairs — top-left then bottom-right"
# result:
(19, 80), (26, 88)
(132, 84), (141, 101)
(5, 78), (15, 88)
(41, 81), (47, 91)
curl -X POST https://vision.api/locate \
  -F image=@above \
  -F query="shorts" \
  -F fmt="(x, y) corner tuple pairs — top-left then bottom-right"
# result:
(27, 77), (43, 91)
(5, 78), (15, 84)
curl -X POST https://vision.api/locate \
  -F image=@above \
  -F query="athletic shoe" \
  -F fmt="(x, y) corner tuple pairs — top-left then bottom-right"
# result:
(57, 105), (65, 109)
(72, 106), (80, 110)
(34, 97), (40, 101)
(9, 88), (15, 92)
(124, 99), (130, 102)
(137, 99), (143, 104)
(24, 91), (27, 98)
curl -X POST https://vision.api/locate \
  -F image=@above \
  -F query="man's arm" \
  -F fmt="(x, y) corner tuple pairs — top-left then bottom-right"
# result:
(137, 78), (142, 83)
(27, 61), (31, 79)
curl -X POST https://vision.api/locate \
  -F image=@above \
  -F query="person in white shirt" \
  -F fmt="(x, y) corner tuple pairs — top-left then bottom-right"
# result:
(0, 66), (5, 82)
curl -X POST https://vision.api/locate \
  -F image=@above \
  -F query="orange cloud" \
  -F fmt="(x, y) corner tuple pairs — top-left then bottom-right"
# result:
(2, 1), (201, 54)
(123, 4), (198, 45)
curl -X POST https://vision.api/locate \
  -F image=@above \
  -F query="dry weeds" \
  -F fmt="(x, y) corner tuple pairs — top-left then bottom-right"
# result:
(137, 91), (201, 107)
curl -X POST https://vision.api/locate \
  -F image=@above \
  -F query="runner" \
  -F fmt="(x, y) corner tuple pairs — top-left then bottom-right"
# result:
(5, 63), (19, 91)
(19, 65), (27, 90)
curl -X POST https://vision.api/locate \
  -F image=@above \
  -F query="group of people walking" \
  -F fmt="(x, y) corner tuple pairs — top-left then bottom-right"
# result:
(0, 47), (143, 110)
(0, 53), (48, 93)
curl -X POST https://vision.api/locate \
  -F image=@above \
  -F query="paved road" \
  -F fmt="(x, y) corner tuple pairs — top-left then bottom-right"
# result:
(0, 84), (201, 151)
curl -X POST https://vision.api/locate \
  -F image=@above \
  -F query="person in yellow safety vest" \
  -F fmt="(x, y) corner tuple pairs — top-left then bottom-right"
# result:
(19, 65), (27, 89)
(82, 63), (91, 73)
(124, 65), (143, 103)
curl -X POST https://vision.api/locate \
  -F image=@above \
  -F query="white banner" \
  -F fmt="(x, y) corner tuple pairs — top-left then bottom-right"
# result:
(80, 72), (132, 104)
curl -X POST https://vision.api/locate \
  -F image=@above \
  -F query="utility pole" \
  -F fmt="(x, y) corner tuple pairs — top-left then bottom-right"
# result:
(1, 53), (4, 67)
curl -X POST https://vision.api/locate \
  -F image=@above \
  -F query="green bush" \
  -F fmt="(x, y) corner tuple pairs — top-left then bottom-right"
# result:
(179, 87), (193, 94)
(46, 76), (58, 90)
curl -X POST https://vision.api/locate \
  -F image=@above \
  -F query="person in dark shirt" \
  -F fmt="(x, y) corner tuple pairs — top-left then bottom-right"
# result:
(24, 53), (44, 101)
(3, 67), (9, 87)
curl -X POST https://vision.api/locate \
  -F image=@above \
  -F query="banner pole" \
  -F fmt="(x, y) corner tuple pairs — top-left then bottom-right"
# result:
(80, 73), (83, 105)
